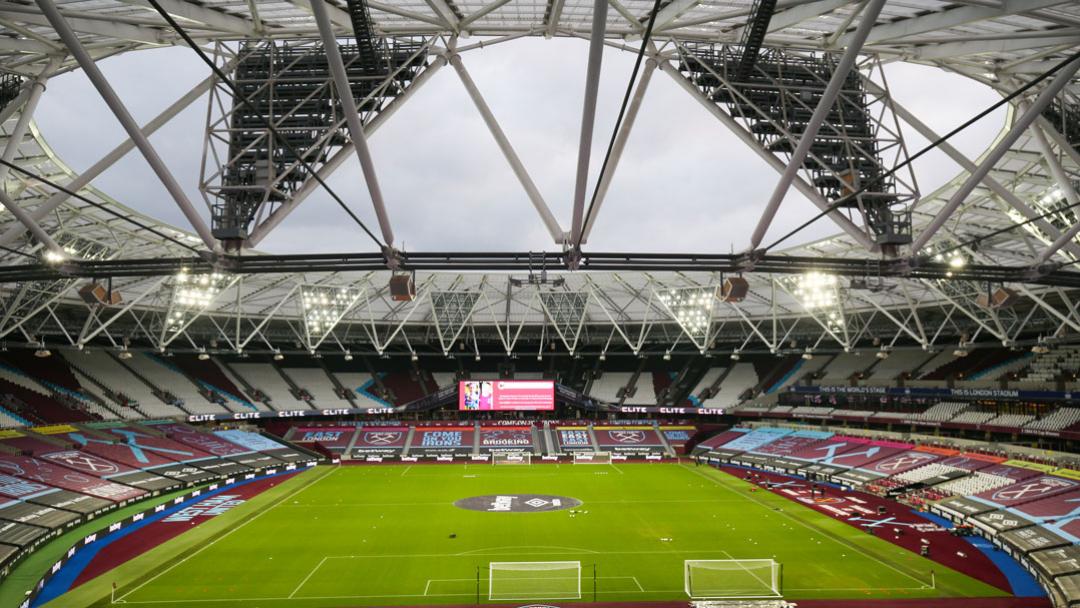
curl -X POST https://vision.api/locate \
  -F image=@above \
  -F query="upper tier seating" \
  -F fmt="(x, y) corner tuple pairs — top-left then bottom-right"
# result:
(1015, 346), (1080, 382)
(67, 351), (175, 417)
(820, 353), (866, 381)
(702, 364), (758, 407)
(231, 363), (308, 409)
(126, 353), (227, 415)
(589, 372), (634, 403)
(869, 350), (932, 381)
(284, 367), (346, 406)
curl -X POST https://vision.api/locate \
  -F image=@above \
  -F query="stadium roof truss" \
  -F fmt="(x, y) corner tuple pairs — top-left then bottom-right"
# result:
(0, 0), (1076, 356)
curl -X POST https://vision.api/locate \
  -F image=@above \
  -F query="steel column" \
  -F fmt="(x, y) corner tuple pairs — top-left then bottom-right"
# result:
(310, 0), (395, 248)
(36, 0), (217, 251)
(581, 59), (655, 244)
(1030, 123), (1080, 265)
(749, 0), (885, 250)
(448, 52), (565, 243)
(569, 0), (608, 247)
(911, 54), (1080, 254)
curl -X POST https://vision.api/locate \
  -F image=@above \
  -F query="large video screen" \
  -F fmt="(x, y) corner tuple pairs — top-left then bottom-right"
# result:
(458, 380), (555, 411)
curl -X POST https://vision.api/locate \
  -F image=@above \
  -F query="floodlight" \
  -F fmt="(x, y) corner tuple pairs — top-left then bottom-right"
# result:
(801, 351), (813, 360)
(663, 352), (672, 361)
(34, 348), (51, 358)
(876, 350), (890, 360)
(730, 352), (741, 361)
(118, 349), (133, 360)
(167, 270), (231, 333)
(948, 255), (966, 269)
(343, 352), (353, 361)
(273, 352), (284, 361)
(792, 271), (838, 310)
(410, 352), (418, 362)
(301, 285), (362, 344)
(197, 352), (211, 361)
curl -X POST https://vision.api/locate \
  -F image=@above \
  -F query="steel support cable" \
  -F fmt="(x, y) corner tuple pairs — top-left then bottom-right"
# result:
(577, 0), (663, 247)
(143, 0), (386, 250)
(760, 48), (1080, 255)
(0, 157), (202, 255)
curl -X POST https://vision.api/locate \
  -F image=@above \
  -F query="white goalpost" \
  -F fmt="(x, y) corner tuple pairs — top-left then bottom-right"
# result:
(492, 452), (532, 465)
(488, 561), (581, 601)
(684, 559), (782, 599)
(572, 452), (612, 464)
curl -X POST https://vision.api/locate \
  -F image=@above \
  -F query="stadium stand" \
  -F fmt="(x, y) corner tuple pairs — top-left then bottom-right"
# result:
(1027, 406), (1080, 431)
(125, 352), (227, 415)
(231, 363), (309, 410)
(905, 401), (968, 422)
(66, 352), (171, 417)
(283, 367), (345, 406)
(702, 363), (757, 407)
(1015, 346), (1080, 382)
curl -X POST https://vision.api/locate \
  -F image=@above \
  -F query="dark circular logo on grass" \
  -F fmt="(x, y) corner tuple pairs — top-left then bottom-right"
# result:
(454, 494), (581, 513)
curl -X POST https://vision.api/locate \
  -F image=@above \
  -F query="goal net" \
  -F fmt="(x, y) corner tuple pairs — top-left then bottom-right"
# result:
(573, 452), (611, 464)
(492, 453), (531, 465)
(489, 561), (581, 601)
(684, 559), (781, 599)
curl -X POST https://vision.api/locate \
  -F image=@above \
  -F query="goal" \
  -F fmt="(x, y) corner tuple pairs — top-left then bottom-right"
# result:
(488, 561), (581, 601)
(684, 559), (781, 599)
(573, 452), (612, 464)
(492, 452), (531, 465)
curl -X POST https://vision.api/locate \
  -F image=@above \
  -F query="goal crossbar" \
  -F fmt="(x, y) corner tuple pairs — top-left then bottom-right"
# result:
(492, 453), (532, 465)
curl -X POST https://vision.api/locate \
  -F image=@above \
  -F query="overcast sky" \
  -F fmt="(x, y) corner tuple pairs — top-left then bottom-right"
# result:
(33, 38), (1005, 255)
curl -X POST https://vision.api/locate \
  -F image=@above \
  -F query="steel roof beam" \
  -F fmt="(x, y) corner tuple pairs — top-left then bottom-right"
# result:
(37, 0), (217, 251)
(569, 0), (608, 248)
(448, 51), (565, 243)
(838, 0), (1068, 47)
(581, 58), (655, 244)
(911, 54), (1080, 255)
(311, 0), (395, 249)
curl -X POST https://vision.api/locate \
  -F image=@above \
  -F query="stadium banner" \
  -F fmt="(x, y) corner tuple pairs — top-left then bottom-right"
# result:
(555, 427), (594, 451)
(790, 384), (1080, 402)
(30, 424), (79, 435)
(1054, 469), (1080, 481)
(1004, 460), (1059, 474)
(660, 426), (696, 447)
(289, 427), (357, 450)
(914, 445), (960, 456)
(413, 427), (475, 454)
(148, 423), (254, 457)
(593, 427), (664, 452)
(458, 380), (554, 411)
(478, 427), (533, 452)
(614, 405), (725, 415)
(185, 406), (399, 422)
(351, 426), (409, 455)
(0, 430), (22, 439)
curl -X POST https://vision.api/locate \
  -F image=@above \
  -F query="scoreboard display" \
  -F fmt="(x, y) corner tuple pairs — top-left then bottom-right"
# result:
(458, 380), (555, 411)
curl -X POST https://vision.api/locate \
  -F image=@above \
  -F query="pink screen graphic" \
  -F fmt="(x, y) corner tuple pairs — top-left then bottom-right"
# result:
(458, 380), (554, 411)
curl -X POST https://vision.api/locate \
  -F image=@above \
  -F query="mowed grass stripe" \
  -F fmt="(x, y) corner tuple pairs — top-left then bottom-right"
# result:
(50, 463), (1004, 608)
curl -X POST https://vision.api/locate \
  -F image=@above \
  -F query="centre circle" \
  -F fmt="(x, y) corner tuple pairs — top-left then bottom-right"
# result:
(454, 494), (582, 513)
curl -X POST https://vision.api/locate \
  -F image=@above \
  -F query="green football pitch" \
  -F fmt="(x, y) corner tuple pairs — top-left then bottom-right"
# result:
(53, 462), (1005, 607)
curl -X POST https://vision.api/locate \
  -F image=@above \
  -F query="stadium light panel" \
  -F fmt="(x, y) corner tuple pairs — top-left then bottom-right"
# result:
(656, 286), (718, 351)
(166, 270), (232, 334)
(300, 285), (363, 347)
